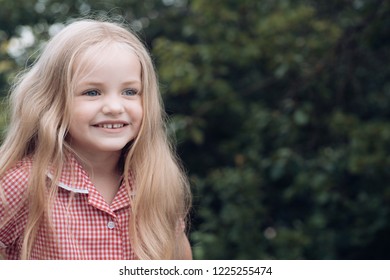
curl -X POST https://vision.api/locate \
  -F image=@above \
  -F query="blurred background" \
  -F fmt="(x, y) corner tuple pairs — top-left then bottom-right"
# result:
(0, 0), (389, 259)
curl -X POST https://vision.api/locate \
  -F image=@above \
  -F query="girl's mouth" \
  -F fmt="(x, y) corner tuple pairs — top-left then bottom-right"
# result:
(95, 124), (126, 129)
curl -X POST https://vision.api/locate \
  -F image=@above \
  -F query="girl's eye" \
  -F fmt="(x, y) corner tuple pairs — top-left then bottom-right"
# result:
(83, 90), (100, 96)
(123, 88), (139, 96)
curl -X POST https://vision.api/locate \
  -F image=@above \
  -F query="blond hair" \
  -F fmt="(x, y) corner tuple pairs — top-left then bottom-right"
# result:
(0, 19), (191, 259)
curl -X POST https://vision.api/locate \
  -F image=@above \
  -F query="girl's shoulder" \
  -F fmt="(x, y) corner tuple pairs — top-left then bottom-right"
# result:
(1, 156), (33, 178)
(0, 157), (33, 194)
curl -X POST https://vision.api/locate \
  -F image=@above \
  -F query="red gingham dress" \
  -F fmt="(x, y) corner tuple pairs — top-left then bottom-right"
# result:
(0, 154), (136, 259)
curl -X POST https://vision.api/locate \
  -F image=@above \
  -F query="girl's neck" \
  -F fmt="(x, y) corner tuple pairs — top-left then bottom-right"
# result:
(72, 150), (123, 205)
(75, 150), (121, 177)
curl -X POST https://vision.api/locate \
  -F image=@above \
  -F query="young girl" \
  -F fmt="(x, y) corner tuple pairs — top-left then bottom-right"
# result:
(0, 19), (192, 260)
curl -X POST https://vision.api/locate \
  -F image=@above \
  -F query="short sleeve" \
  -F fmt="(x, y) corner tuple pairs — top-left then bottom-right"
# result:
(0, 159), (31, 249)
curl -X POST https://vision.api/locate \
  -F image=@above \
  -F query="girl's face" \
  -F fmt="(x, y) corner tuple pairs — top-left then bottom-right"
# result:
(68, 43), (143, 159)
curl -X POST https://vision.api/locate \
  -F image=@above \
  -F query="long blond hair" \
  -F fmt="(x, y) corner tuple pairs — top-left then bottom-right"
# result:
(0, 19), (191, 259)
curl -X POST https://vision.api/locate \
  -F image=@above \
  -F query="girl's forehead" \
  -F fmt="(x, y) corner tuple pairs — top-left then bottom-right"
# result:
(78, 42), (138, 64)
(73, 42), (140, 78)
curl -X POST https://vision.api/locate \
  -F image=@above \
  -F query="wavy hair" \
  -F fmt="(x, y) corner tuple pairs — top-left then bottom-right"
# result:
(0, 19), (191, 259)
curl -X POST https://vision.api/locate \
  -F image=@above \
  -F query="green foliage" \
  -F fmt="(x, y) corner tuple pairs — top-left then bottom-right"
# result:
(0, 0), (389, 259)
(155, 0), (390, 259)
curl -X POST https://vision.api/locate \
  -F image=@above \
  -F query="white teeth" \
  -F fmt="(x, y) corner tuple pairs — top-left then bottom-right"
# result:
(98, 124), (125, 129)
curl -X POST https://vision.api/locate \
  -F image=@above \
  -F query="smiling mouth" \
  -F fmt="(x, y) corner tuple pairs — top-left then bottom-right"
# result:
(95, 124), (127, 129)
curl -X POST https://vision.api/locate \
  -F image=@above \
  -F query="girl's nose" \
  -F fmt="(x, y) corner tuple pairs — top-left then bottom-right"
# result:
(102, 95), (125, 115)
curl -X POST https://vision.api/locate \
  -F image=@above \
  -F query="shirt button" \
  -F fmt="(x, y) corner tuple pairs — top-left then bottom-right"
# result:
(107, 221), (115, 229)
